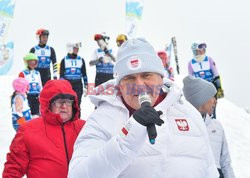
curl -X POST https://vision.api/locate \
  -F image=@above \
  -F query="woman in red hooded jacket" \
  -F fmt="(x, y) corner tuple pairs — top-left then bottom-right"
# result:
(3, 80), (85, 178)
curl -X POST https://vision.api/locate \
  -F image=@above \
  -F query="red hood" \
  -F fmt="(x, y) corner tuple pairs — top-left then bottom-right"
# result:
(39, 79), (80, 125)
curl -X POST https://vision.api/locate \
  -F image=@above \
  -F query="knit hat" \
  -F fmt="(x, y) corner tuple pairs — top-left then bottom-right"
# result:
(183, 75), (217, 108)
(114, 38), (165, 84)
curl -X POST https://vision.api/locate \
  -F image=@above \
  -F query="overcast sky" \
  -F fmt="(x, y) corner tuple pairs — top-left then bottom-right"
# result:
(7, 0), (250, 108)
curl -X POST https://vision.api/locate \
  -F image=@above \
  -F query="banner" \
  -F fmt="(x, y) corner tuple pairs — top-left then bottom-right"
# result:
(126, 0), (144, 38)
(0, 0), (16, 75)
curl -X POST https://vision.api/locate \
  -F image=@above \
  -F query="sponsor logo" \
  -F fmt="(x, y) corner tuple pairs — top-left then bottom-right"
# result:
(71, 68), (76, 74)
(199, 71), (205, 77)
(175, 119), (189, 131)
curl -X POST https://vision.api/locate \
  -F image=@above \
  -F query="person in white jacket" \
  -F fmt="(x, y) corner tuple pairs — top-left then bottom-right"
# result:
(183, 75), (235, 178)
(68, 38), (219, 178)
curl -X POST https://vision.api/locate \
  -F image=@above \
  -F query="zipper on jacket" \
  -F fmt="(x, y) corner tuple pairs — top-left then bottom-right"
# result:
(61, 125), (70, 165)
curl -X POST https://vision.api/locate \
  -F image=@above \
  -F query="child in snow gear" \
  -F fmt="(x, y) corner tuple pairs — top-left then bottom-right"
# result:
(89, 33), (115, 86)
(30, 28), (58, 86)
(11, 77), (32, 131)
(157, 50), (174, 80)
(60, 42), (88, 108)
(19, 53), (42, 117)
(188, 42), (224, 118)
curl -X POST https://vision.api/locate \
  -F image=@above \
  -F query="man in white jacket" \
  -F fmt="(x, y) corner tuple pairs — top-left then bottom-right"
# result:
(68, 38), (219, 178)
(183, 75), (235, 178)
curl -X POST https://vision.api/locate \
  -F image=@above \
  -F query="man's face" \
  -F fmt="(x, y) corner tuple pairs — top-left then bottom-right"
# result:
(119, 72), (163, 110)
(39, 35), (48, 45)
(51, 99), (73, 122)
(199, 97), (217, 115)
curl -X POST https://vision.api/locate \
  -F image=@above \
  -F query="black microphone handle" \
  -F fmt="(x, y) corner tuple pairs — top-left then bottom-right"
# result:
(139, 97), (157, 144)
(147, 123), (157, 144)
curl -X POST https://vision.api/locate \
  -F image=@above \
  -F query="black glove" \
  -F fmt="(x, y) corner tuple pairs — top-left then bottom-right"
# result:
(211, 76), (221, 90)
(103, 48), (109, 54)
(133, 105), (164, 144)
(98, 57), (104, 63)
(133, 105), (164, 127)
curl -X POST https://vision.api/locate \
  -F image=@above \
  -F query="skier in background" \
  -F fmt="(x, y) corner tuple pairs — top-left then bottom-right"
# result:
(157, 50), (174, 80)
(89, 33), (115, 86)
(188, 42), (224, 118)
(19, 53), (42, 117)
(183, 75), (235, 178)
(116, 34), (128, 47)
(10, 77), (32, 131)
(60, 42), (88, 108)
(30, 28), (58, 86)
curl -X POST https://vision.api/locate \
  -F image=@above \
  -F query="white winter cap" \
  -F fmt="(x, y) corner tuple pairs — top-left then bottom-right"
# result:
(114, 38), (165, 84)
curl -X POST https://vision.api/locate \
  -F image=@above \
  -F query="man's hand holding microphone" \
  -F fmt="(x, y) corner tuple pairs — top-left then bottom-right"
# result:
(133, 93), (164, 144)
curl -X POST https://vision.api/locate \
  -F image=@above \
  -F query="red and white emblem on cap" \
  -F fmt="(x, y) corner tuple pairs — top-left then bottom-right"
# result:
(175, 119), (189, 131)
(127, 56), (141, 70)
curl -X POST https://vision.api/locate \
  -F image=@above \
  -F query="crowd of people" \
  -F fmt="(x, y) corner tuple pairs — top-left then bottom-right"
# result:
(2, 28), (235, 178)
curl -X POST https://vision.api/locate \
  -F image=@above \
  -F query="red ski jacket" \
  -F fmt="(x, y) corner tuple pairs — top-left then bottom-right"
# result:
(3, 80), (85, 178)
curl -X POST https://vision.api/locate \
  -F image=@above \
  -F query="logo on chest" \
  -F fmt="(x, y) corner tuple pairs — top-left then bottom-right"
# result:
(199, 71), (205, 77)
(175, 119), (189, 131)
(71, 68), (76, 74)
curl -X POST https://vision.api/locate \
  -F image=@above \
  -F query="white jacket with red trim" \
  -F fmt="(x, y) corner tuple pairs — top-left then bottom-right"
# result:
(68, 82), (219, 178)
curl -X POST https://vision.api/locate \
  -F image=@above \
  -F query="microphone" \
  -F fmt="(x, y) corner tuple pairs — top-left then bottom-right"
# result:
(138, 93), (157, 145)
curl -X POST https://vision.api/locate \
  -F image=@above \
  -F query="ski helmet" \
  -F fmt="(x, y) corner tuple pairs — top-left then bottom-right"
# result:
(23, 53), (38, 61)
(66, 42), (81, 53)
(94, 32), (110, 44)
(116, 34), (128, 47)
(191, 42), (207, 56)
(23, 53), (38, 68)
(12, 78), (29, 94)
(36, 29), (49, 37)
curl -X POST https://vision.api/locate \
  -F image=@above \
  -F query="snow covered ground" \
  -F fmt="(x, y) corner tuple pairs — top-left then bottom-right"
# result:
(1, 75), (250, 177)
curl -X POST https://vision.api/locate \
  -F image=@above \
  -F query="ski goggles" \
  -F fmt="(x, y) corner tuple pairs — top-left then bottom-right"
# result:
(197, 43), (207, 50)
(191, 43), (207, 51)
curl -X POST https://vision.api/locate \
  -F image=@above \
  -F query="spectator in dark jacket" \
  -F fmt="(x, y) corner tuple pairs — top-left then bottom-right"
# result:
(60, 42), (88, 108)
(3, 80), (85, 178)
